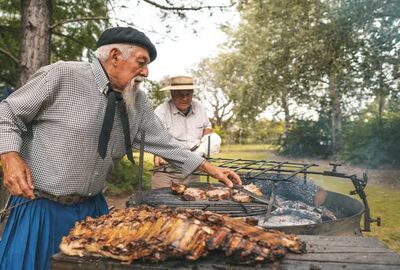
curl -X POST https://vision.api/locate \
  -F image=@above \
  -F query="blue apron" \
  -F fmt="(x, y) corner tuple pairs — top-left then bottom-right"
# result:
(0, 194), (109, 270)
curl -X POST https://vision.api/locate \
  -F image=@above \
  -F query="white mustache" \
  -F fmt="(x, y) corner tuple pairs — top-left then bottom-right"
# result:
(134, 76), (145, 83)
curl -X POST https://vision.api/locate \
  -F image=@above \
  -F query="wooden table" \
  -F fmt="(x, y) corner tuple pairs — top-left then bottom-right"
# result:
(52, 235), (400, 270)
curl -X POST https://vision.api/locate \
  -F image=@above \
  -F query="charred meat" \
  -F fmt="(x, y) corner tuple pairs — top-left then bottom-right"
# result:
(170, 183), (208, 201)
(183, 188), (207, 201)
(206, 187), (231, 201)
(243, 183), (263, 197)
(171, 183), (263, 203)
(170, 182), (187, 194)
(60, 205), (305, 264)
(232, 193), (252, 203)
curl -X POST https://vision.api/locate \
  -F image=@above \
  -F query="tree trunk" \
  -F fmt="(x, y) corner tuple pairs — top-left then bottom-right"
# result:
(378, 91), (385, 123)
(329, 72), (342, 160)
(16, 0), (52, 88)
(214, 111), (223, 128)
(377, 69), (386, 124)
(281, 96), (291, 139)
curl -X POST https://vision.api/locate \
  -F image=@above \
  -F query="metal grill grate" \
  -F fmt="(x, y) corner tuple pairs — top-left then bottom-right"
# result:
(127, 184), (271, 217)
(196, 158), (319, 183)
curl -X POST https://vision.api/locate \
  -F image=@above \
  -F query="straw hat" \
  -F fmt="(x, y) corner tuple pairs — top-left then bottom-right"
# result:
(159, 76), (198, 91)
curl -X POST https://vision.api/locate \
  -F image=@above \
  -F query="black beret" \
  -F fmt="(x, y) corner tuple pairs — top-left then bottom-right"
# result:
(96, 27), (157, 62)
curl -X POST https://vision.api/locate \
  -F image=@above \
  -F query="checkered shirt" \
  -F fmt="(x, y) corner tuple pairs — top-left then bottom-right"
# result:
(0, 59), (204, 196)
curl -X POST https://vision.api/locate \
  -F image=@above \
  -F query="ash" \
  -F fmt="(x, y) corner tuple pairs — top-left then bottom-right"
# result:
(258, 200), (337, 227)
(242, 174), (337, 226)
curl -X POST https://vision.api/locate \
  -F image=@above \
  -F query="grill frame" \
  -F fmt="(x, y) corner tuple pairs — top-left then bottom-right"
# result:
(144, 158), (383, 236)
(151, 157), (379, 232)
(127, 184), (271, 217)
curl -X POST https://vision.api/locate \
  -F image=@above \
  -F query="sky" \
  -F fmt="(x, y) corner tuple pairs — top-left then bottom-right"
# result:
(115, 1), (238, 82)
(147, 23), (228, 81)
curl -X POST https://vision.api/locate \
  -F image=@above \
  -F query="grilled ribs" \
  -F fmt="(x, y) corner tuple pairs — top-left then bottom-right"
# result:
(182, 187), (207, 201)
(206, 188), (231, 201)
(60, 205), (305, 264)
(171, 182), (262, 203)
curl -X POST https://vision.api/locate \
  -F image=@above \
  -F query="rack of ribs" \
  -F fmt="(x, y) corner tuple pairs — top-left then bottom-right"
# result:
(60, 205), (305, 264)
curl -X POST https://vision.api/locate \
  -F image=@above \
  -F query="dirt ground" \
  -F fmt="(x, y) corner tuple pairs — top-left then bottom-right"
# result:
(106, 193), (131, 209)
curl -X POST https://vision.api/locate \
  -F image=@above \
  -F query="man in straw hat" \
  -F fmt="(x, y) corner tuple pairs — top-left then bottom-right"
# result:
(151, 75), (222, 189)
(0, 27), (240, 269)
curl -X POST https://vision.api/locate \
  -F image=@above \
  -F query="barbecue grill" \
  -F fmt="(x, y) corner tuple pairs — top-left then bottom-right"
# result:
(51, 137), (389, 269)
(127, 157), (381, 236)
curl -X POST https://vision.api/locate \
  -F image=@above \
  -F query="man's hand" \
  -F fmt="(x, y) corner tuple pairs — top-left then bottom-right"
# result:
(154, 156), (168, 167)
(0, 152), (35, 199)
(199, 160), (242, 188)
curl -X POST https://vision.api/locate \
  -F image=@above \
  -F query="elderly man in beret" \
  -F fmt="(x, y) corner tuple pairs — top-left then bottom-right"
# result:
(152, 76), (222, 189)
(0, 26), (241, 270)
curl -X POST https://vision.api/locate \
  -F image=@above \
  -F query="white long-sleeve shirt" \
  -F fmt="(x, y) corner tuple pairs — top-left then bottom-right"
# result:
(154, 99), (212, 150)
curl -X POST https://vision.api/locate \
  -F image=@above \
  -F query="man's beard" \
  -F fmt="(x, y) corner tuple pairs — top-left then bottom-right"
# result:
(122, 76), (145, 113)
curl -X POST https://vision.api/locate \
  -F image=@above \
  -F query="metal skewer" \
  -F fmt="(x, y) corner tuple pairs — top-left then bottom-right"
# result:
(206, 134), (211, 186)
(0, 196), (38, 223)
(136, 129), (145, 204)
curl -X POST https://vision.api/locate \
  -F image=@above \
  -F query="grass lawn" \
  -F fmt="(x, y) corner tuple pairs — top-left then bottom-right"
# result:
(214, 144), (400, 254)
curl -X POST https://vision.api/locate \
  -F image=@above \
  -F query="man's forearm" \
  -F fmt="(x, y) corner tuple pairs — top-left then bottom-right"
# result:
(0, 151), (20, 165)
(198, 160), (215, 175)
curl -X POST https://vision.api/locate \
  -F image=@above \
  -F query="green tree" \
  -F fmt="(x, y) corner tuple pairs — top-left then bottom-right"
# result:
(214, 0), (329, 136)
(305, 0), (399, 158)
(205, 0), (399, 161)
(353, 0), (400, 122)
(0, 0), (108, 88)
(145, 79), (167, 109)
(192, 57), (234, 128)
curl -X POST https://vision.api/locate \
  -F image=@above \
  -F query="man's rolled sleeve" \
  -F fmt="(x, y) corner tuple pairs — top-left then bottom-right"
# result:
(0, 102), (24, 154)
(0, 67), (51, 155)
(179, 151), (205, 177)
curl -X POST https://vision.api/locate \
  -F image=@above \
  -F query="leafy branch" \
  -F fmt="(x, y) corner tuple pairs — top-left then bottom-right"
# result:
(52, 31), (88, 48)
(142, 0), (234, 11)
(50, 16), (109, 29)
(0, 47), (19, 64)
